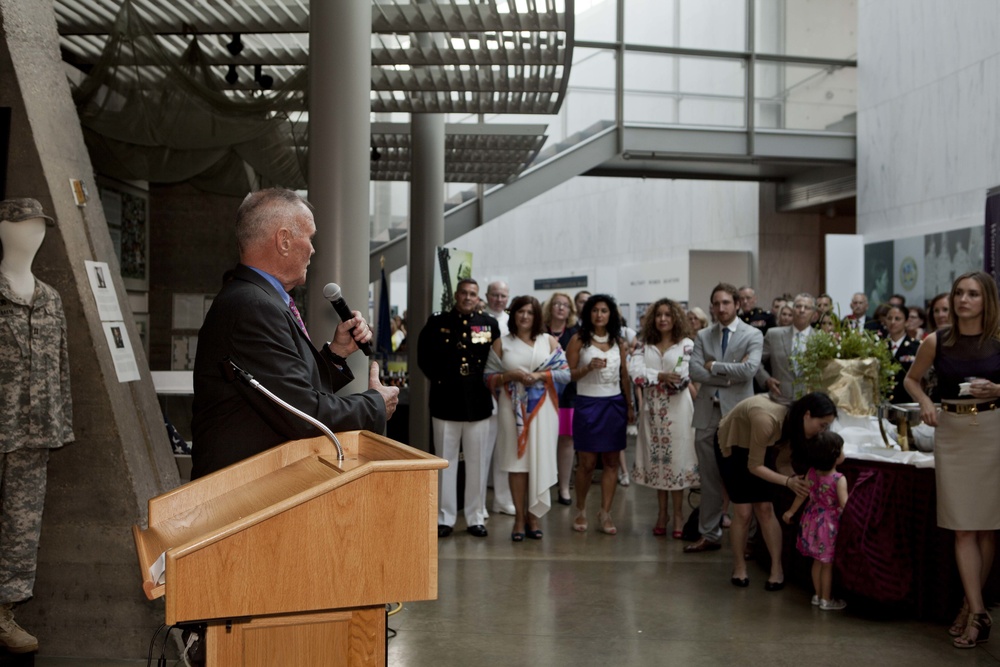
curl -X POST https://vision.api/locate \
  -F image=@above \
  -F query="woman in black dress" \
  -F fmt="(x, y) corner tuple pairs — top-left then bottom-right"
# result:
(904, 271), (1000, 649)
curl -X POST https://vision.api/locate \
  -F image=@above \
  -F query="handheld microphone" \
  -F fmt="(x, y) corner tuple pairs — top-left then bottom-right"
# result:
(322, 282), (372, 356)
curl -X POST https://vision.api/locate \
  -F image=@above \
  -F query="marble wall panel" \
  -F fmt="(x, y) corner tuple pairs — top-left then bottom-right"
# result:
(450, 176), (759, 302)
(858, 0), (1000, 242)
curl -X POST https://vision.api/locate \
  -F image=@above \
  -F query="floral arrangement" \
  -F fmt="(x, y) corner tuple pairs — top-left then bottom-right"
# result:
(790, 320), (902, 404)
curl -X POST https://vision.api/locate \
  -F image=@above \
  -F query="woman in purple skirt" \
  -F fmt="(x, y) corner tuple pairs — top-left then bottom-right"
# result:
(565, 294), (635, 535)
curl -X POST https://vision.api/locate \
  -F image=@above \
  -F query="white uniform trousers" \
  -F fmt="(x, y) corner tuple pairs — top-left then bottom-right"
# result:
(487, 405), (514, 515)
(434, 417), (493, 527)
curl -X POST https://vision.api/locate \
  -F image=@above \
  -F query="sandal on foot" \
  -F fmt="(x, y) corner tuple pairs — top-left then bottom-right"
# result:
(672, 530), (683, 539)
(526, 528), (543, 540)
(511, 532), (524, 542)
(598, 510), (617, 535)
(652, 526), (667, 537)
(572, 510), (588, 532)
(949, 599), (970, 637)
(954, 611), (992, 649)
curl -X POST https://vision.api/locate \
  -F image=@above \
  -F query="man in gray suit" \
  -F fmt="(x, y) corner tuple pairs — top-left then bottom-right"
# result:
(756, 293), (816, 400)
(685, 283), (764, 552)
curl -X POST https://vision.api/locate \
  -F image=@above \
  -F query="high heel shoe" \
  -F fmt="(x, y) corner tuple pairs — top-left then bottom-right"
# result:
(954, 611), (992, 649)
(598, 510), (617, 535)
(949, 598), (970, 637)
(572, 510), (588, 532)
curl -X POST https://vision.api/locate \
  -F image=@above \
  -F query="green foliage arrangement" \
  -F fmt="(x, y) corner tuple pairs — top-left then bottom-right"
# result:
(790, 319), (902, 403)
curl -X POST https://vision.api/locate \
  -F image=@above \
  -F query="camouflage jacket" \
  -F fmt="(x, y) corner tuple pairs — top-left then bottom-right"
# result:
(0, 274), (74, 451)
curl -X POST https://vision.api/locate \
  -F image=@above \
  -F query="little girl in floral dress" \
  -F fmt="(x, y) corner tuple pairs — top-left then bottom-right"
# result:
(783, 431), (849, 611)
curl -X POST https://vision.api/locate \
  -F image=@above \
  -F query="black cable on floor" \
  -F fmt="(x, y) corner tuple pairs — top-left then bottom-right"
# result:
(146, 623), (166, 667)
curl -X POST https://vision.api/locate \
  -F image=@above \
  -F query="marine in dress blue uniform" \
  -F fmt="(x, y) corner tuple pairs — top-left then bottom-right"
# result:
(417, 280), (500, 537)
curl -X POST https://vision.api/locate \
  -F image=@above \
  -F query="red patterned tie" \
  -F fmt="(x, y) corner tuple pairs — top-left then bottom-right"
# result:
(288, 297), (311, 341)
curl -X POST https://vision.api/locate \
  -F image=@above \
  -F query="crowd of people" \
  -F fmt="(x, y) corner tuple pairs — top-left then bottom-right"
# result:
(417, 272), (1000, 650)
(178, 189), (998, 654)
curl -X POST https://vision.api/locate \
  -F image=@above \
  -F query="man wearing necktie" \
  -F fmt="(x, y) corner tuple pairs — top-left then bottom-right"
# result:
(757, 293), (816, 401)
(686, 283), (764, 552)
(191, 188), (398, 479)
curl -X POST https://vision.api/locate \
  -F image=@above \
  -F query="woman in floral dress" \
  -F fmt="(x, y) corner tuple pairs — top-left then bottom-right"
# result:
(629, 299), (699, 538)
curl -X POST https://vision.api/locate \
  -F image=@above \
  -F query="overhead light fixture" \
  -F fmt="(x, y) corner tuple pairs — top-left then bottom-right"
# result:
(254, 64), (273, 90)
(227, 33), (243, 56)
(225, 64), (238, 85)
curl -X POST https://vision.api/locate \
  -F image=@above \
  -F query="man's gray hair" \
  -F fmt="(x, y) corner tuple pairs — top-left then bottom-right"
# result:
(794, 292), (816, 308)
(235, 188), (313, 254)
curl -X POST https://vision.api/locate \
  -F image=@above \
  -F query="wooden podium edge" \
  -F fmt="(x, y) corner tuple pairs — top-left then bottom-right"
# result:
(133, 431), (445, 603)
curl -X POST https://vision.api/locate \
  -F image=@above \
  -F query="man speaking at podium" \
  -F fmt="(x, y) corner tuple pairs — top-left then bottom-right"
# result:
(191, 189), (398, 479)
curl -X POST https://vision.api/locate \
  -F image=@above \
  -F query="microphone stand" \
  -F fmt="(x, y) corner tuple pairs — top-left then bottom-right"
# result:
(225, 359), (344, 461)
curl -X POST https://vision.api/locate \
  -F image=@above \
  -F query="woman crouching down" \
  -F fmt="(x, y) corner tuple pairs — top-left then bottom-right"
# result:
(716, 392), (837, 590)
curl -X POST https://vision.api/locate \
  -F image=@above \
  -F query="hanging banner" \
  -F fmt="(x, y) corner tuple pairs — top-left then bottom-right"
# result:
(432, 247), (473, 313)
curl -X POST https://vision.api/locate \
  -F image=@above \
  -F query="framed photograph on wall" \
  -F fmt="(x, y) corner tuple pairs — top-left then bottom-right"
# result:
(97, 177), (150, 291)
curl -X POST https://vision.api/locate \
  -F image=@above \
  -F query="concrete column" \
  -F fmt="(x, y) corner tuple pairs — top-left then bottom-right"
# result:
(407, 114), (445, 452)
(0, 1), (177, 657)
(307, 0), (371, 394)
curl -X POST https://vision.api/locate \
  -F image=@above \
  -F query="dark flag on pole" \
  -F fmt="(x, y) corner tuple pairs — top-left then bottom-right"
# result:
(377, 262), (392, 359)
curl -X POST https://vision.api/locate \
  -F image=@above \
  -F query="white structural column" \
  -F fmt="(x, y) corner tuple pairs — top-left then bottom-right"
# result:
(408, 113), (446, 452)
(307, 0), (371, 394)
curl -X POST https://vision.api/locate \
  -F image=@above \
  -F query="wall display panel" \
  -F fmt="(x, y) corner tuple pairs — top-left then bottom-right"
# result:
(97, 178), (150, 291)
(863, 225), (985, 312)
(688, 250), (751, 317)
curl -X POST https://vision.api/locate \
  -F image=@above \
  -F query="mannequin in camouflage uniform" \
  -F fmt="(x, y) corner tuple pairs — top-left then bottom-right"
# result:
(0, 199), (74, 654)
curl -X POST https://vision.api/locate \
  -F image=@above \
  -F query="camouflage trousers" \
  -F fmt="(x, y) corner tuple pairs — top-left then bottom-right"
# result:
(0, 448), (49, 605)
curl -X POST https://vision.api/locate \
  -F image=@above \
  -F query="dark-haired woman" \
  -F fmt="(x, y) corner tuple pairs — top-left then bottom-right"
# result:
(486, 296), (570, 542)
(927, 293), (951, 333)
(629, 299), (699, 538)
(904, 271), (1000, 649)
(716, 392), (837, 590)
(906, 306), (927, 341)
(565, 294), (635, 535)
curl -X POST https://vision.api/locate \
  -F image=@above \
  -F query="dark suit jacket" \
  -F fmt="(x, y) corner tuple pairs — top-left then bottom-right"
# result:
(191, 264), (386, 478)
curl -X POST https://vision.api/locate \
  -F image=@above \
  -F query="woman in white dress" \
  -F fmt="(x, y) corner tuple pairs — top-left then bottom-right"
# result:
(629, 299), (699, 538)
(486, 296), (570, 541)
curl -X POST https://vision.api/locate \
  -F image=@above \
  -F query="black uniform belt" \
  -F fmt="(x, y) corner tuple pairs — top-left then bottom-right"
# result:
(941, 401), (999, 415)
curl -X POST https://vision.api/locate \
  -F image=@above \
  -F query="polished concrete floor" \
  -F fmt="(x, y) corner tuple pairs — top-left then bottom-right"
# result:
(34, 466), (1000, 666)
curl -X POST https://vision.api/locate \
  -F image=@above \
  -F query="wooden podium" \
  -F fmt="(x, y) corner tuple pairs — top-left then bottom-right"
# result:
(132, 431), (446, 666)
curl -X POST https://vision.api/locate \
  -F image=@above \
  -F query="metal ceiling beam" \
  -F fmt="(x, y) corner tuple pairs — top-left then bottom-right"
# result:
(57, 1), (565, 35)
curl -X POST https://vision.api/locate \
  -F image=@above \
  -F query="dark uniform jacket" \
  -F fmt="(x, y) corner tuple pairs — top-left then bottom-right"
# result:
(740, 307), (775, 335)
(887, 335), (920, 404)
(417, 308), (499, 422)
(191, 264), (386, 478)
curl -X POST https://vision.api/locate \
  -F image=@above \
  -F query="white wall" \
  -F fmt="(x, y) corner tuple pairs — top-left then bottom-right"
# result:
(447, 176), (760, 308)
(857, 0), (1000, 241)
